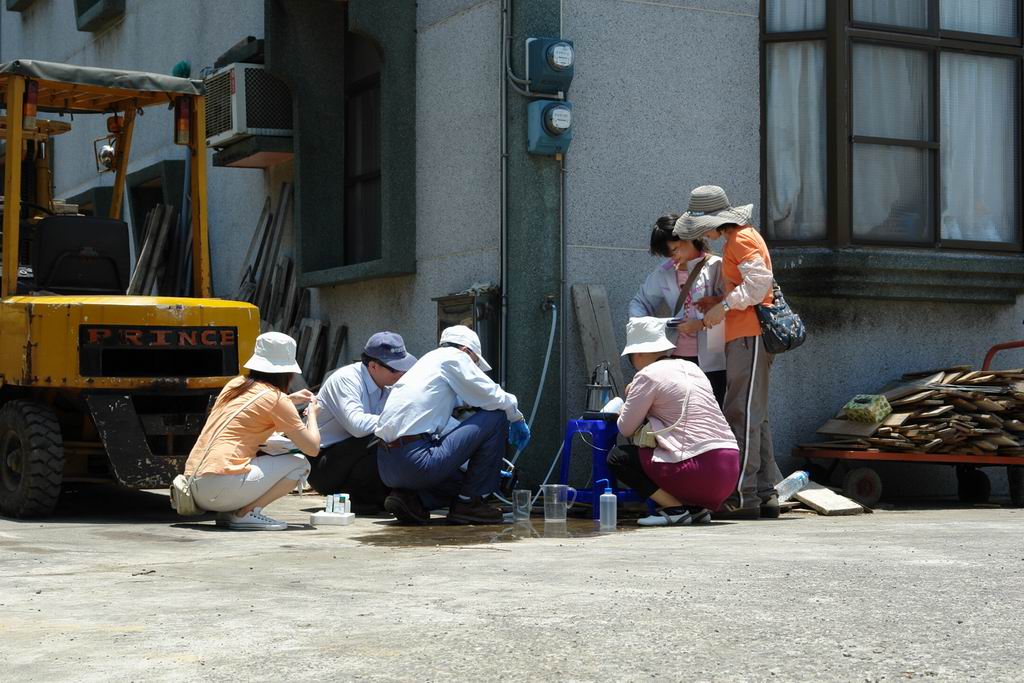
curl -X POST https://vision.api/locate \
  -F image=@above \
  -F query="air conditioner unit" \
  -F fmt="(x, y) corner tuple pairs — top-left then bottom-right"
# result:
(204, 63), (293, 148)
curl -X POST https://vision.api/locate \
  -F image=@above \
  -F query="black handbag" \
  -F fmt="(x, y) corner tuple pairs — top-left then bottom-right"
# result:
(755, 282), (806, 354)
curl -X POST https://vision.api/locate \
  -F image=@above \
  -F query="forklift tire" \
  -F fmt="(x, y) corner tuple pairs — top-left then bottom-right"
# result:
(956, 466), (990, 505)
(0, 401), (65, 518)
(1008, 466), (1024, 508)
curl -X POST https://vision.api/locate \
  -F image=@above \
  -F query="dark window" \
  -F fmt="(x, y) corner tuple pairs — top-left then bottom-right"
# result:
(126, 160), (185, 247)
(344, 27), (383, 265)
(762, 0), (1023, 251)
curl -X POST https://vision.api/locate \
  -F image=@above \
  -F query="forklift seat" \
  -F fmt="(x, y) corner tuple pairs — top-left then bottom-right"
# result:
(31, 215), (130, 295)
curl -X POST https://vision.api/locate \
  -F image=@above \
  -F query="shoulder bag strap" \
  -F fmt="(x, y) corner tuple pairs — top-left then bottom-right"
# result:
(185, 388), (272, 489)
(672, 257), (707, 318)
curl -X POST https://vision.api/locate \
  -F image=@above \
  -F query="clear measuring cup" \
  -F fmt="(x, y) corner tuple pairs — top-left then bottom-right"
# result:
(512, 489), (532, 520)
(541, 484), (576, 522)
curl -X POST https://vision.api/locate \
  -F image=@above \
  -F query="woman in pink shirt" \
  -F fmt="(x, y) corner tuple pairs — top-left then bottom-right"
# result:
(608, 317), (740, 526)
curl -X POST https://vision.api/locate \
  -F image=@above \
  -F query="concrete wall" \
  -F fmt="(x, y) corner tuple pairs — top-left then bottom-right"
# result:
(308, 0), (502, 365)
(560, 0), (760, 463)
(1, 0), (266, 297)
(560, 0), (1023, 499)
(8, 0), (1022, 499)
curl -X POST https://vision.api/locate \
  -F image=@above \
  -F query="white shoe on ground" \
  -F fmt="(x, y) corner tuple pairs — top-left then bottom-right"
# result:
(637, 508), (692, 527)
(228, 507), (288, 530)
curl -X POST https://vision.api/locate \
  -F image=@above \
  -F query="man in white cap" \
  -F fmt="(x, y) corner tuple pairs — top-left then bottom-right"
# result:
(374, 325), (531, 525)
(306, 331), (417, 512)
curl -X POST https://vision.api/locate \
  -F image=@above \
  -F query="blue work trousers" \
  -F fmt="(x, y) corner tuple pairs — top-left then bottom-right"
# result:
(377, 409), (509, 510)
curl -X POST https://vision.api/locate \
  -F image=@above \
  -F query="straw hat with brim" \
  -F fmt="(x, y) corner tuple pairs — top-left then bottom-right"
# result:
(243, 331), (303, 374)
(621, 317), (677, 357)
(673, 184), (754, 240)
(440, 324), (493, 372)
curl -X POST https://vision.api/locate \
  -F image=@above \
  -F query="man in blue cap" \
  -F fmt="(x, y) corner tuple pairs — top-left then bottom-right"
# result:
(306, 331), (417, 512)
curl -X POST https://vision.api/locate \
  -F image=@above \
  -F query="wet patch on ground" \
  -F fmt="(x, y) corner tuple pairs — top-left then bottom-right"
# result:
(352, 517), (640, 547)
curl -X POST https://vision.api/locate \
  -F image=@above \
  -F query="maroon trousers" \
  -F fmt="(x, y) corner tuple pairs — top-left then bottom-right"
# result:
(639, 447), (740, 511)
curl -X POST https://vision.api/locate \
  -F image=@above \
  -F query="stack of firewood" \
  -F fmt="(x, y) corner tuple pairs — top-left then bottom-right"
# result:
(810, 367), (1024, 456)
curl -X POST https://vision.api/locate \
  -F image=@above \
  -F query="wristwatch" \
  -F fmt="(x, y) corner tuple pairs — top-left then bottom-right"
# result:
(721, 299), (731, 313)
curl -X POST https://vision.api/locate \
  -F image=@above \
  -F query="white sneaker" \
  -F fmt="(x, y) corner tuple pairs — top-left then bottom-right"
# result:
(228, 508), (288, 530)
(637, 508), (692, 527)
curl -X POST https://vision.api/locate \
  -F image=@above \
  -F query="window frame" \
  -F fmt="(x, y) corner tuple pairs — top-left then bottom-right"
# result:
(760, 0), (1024, 252)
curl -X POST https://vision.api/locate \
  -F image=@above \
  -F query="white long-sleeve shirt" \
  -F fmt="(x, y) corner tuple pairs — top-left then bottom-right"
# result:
(724, 256), (774, 310)
(316, 362), (388, 447)
(374, 346), (523, 444)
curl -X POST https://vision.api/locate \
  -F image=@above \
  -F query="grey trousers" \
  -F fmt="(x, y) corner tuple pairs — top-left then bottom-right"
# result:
(722, 335), (781, 509)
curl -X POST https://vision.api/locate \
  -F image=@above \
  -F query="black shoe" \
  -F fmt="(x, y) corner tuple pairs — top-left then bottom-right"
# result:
(384, 489), (430, 525)
(712, 505), (761, 520)
(760, 494), (781, 519)
(447, 497), (504, 525)
(689, 507), (712, 524)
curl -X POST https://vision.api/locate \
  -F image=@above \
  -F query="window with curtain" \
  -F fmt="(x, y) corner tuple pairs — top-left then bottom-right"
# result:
(763, 0), (1023, 250)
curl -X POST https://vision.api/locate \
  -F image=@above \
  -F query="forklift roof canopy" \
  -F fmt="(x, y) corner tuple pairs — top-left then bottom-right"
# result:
(0, 59), (204, 114)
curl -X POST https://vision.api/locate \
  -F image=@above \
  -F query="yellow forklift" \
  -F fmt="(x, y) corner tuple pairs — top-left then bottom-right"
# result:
(0, 60), (259, 517)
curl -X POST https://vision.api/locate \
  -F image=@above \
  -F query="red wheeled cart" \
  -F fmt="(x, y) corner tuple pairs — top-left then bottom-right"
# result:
(793, 341), (1024, 507)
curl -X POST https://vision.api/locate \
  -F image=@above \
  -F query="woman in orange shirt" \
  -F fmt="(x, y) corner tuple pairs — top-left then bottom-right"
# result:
(184, 332), (322, 530)
(674, 185), (781, 520)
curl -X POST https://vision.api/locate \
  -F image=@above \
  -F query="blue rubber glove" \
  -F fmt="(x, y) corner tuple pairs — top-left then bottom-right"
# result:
(509, 420), (531, 450)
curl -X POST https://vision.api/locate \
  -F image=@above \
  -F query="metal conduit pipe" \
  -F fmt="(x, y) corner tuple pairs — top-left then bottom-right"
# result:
(499, 0), (510, 387)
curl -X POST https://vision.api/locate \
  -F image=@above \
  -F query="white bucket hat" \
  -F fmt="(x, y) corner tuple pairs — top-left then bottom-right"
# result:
(621, 317), (676, 357)
(439, 325), (492, 372)
(243, 331), (303, 374)
(673, 185), (753, 240)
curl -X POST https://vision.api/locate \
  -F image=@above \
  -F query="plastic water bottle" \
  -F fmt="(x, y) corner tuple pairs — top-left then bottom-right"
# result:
(775, 470), (810, 503)
(597, 478), (617, 531)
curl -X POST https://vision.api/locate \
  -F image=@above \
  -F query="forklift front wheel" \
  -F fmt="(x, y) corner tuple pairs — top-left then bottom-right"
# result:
(0, 401), (65, 518)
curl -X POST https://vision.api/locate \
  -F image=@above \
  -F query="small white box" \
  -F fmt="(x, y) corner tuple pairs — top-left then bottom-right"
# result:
(310, 511), (355, 526)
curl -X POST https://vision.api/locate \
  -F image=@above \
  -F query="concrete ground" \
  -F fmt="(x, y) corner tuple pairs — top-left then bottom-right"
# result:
(1, 487), (1023, 682)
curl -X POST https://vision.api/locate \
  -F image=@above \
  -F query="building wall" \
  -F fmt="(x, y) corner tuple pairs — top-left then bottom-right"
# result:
(560, 0), (760, 470)
(560, 0), (1024, 499)
(308, 0), (502, 364)
(7, 0), (1022, 499)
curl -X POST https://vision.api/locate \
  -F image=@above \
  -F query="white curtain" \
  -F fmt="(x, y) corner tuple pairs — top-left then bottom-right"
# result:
(940, 53), (1019, 242)
(940, 0), (1018, 37)
(851, 44), (933, 240)
(766, 42), (827, 240)
(766, 0), (826, 32)
(853, 0), (928, 28)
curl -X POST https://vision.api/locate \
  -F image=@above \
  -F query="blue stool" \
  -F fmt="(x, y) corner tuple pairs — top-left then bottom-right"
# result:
(558, 418), (644, 518)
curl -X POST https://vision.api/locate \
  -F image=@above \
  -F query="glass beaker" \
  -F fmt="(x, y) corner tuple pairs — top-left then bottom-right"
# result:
(512, 489), (532, 520)
(541, 484), (576, 522)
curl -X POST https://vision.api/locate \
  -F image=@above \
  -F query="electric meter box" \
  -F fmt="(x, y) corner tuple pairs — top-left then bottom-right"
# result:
(525, 37), (574, 94)
(527, 100), (574, 156)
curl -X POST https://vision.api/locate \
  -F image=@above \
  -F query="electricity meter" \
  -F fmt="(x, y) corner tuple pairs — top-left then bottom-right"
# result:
(528, 101), (574, 156)
(526, 37), (575, 94)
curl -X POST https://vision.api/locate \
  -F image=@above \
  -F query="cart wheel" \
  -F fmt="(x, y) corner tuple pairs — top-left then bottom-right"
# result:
(843, 467), (882, 507)
(1007, 466), (1024, 508)
(805, 464), (832, 487)
(956, 466), (991, 504)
